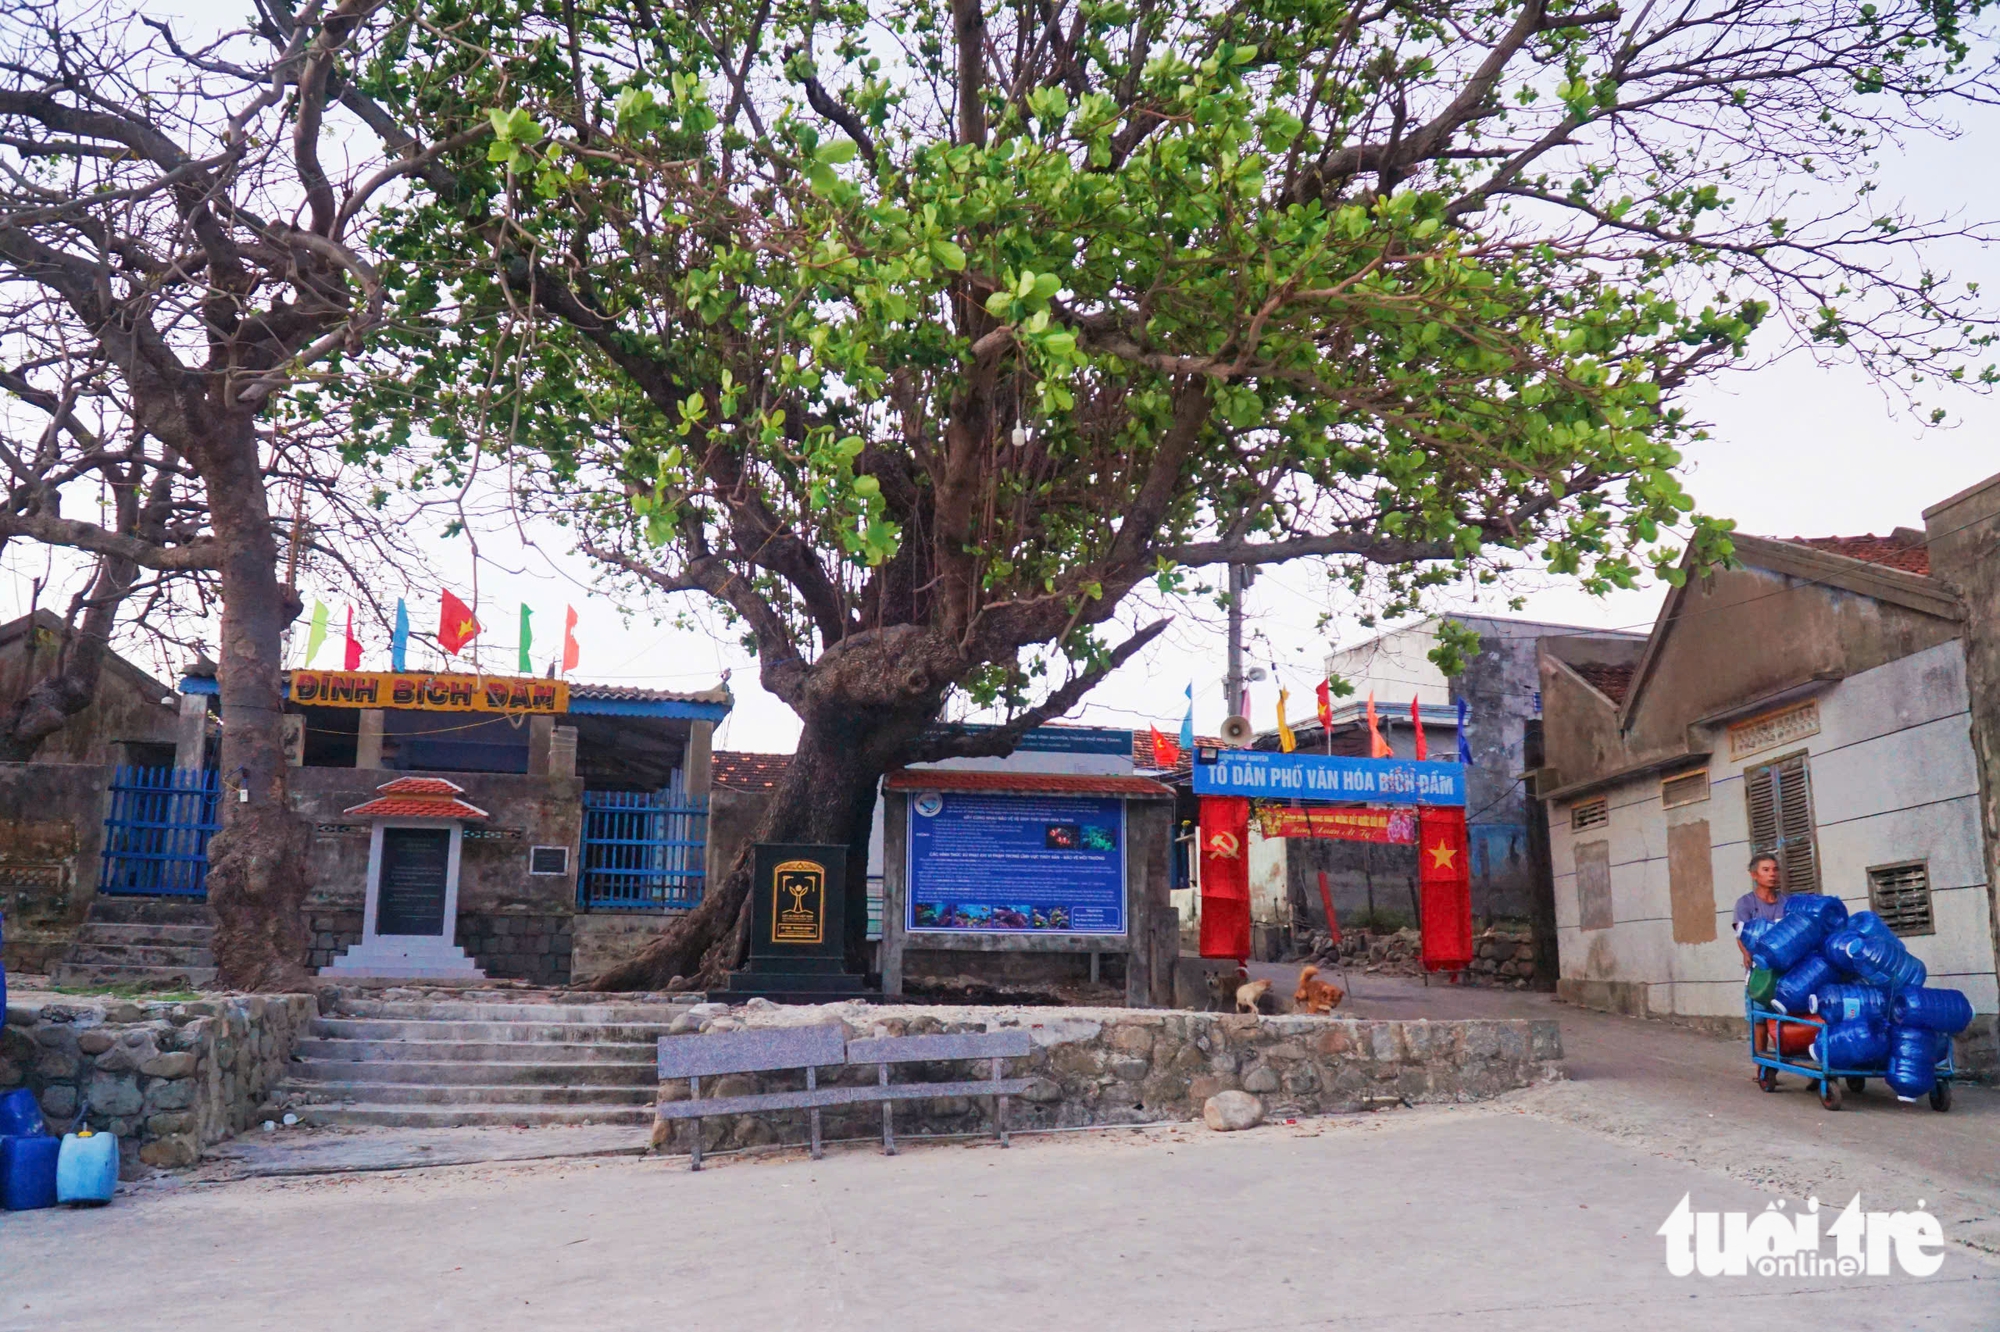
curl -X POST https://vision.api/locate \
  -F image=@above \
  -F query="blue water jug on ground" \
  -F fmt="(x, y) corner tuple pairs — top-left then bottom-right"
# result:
(56, 1128), (116, 1206)
(0, 1087), (42, 1137)
(1772, 955), (1836, 1014)
(1891, 987), (1974, 1034)
(1784, 893), (1849, 932)
(1752, 913), (1827, 973)
(1813, 1020), (1889, 1069)
(1, 1133), (60, 1210)
(1885, 1025), (1940, 1100)
(1811, 982), (1890, 1025)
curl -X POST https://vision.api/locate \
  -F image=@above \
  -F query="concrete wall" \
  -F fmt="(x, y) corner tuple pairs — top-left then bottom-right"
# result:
(881, 795), (1176, 1005)
(0, 762), (114, 971)
(1549, 642), (1998, 1066)
(652, 1005), (1564, 1156)
(0, 619), (182, 766)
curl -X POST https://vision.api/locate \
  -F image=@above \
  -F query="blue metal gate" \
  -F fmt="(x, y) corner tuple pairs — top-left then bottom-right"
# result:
(99, 766), (221, 897)
(577, 784), (707, 911)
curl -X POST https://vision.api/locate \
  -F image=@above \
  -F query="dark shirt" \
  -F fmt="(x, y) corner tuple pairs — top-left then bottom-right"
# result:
(1733, 890), (1785, 938)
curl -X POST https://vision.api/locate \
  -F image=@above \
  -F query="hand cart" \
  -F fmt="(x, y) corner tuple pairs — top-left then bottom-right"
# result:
(1747, 998), (1955, 1112)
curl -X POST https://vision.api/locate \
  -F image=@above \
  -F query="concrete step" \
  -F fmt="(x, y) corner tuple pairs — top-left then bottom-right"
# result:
(47, 962), (217, 990)
(278, 1080), (654, 1107)
(332, 999), (693, 1024)
(85, 896), (212, 926)
(71, 922), (214, 947)
(65, 942), (216, 968)
(288, 1103), (654, 1129)
(286, 1058), (659, 1088)
(295, 1037), (659, 1064)
(313, 1017), (677, 1043)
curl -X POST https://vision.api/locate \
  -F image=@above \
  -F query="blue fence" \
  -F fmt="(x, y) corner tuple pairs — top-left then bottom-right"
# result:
(99, 766), (221, 898)
(577, 785), (707, 911)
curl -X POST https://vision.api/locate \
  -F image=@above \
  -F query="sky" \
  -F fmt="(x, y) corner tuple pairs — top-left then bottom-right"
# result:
(8, 2), (1998, 756)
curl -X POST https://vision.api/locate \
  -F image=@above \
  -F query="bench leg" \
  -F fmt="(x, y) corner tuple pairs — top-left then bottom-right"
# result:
(808, 1066), (823, 1161)
(992, 1056), (1010, 1148)
(689, 1075), (703, 1171)
(880, 1063), (895, 1155)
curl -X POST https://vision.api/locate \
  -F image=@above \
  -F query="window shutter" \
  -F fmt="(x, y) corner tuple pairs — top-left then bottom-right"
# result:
(1772, 754), (1820, 894)
(1744, 762), (1778, 858)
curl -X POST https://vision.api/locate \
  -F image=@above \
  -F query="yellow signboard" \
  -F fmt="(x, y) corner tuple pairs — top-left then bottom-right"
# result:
(770, 858), (827, 944)
(286, 670), (569, 714)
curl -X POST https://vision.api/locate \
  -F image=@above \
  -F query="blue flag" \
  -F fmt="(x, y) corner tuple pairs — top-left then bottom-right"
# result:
(1179, 682), (1195, 752)
(390, 598), (410, 672)
(1456, 696), (1472, 764)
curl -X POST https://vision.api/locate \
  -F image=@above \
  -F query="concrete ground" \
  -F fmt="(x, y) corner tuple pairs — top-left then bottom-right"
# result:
(2, 977), (1996, 1330)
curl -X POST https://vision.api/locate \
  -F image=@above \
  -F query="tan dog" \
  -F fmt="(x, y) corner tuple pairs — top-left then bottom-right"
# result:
(1235, 977), (1273, 1014)
(1293, 965), (1345, 1014)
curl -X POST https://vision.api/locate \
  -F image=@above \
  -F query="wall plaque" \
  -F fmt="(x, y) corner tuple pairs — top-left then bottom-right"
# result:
(376, 826), (451, 936)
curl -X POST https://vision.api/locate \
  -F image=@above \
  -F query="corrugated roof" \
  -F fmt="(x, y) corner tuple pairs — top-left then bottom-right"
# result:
(1784, 534), (1931, 576)
(342, 795), (491, 820)
(569, 682), (733, 705)
(1572, 662), (1635, 704)
(712, 751), (792, 791)
(884, 770), (1174, 798)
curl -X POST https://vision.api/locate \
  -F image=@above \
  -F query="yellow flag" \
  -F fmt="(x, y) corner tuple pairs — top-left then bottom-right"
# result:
(1277, 687), (1296, 753)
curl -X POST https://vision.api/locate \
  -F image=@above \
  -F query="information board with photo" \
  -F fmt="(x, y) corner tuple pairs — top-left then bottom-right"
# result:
(906, 790), (1126, 935)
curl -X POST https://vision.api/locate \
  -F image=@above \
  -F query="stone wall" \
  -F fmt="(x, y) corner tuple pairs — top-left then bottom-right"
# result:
(652, 1004), (1563, 1155)
(0, 761), (117, 971)
(1, 993), (314, 1172)
(305, 905), (573, 984)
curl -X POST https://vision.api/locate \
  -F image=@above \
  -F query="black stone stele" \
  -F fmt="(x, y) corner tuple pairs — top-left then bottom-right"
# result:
(725, 843), (870, 1001)
(376, 827), (451, 936)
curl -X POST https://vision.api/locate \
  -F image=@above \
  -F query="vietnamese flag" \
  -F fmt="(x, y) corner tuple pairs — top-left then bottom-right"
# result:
(1315, 677), (1333, 729)
(1417, 805), (1473, 972)
(439, 590), (481, 657)
(1148, 725), (1179, 770)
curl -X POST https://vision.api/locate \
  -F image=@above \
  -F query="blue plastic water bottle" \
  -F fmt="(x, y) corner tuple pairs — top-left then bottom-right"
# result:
(1772, 954), (1835, 1015)
(1850, 929), (1927, 991)
(1739, 917), (1776, 953)
(1813, 1020), (1888, 1069)
(1890, 987), (1974, 1034)
(1810, 982), (1890, 1025)
(1752, 913), (1827, 973)
(1884, 1026), (1940, 1100)
(1783, 893), (1849, 932)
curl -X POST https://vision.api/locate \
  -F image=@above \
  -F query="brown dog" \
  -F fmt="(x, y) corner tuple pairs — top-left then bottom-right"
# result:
(1235, 977), (1273, 1014)
(1293, 965), (1345, 1014)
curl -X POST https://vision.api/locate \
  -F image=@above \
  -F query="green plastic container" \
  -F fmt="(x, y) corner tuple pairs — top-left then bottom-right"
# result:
(1745, 967), (1777, 1004)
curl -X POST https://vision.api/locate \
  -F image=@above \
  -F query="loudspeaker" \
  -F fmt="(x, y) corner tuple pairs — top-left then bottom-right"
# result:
(1219, 714), (1254, 746)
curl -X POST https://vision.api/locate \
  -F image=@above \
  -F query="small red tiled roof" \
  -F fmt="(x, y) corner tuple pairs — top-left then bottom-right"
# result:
(372, 776), (467, 797)
(1132, 731), (1223, 768)
(1572, 662), (1635, 704)
(885, 770), (1174, 798)
(711, 751), (792, 791)
(342, 795), (491, 820)
(1786, 534), (1930, 576)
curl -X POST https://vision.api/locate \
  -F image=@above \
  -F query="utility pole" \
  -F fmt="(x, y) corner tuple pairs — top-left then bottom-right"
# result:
(1224, 564), (1246, 719)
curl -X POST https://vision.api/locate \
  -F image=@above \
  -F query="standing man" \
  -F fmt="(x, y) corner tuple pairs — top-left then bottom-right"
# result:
(1734, 852), (1786, 968)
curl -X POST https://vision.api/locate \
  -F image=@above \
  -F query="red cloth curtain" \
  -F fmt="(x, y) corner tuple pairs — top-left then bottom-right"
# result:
(1418, 806), (1473, 972)
(1198, 796), (1252, 962)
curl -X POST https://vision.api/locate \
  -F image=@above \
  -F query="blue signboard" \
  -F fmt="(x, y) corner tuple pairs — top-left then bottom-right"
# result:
(1191, 750), (1466, 805)
(906, 791), (1126, 935)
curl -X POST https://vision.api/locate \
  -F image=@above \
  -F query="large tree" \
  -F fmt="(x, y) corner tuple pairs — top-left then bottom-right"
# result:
(0, 0), (449, 986)
(367, 0), (1997, 986)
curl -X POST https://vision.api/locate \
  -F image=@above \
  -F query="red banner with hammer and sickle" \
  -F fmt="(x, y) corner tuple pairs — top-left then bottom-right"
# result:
(1197, 796), (1252, 962)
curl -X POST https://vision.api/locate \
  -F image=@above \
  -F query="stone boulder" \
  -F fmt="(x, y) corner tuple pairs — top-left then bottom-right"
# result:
(1202, 1089), (1265, 1132)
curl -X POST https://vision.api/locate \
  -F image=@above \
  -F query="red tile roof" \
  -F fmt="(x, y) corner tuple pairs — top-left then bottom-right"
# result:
(342, 795), (491, 820)
(1785, 534), (1930, 576)
(372, 776), (467, 797)
(885, 770), (1174, 798)
(1132, 731), (1222, 768)
(711, 751), (792, 791)
(1572, 662), (1635, 704)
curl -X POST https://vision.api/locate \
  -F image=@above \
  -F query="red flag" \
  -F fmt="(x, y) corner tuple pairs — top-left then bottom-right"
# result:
(1197, 796), (1252, 963)
(561, 605), (581, 673)
(1316, 869), (1342, 945)
(1315, 677), (1333, 729)
(1417, 806), (1473, 972)
(438, 590), (481, 657)
(342, 607), (361, 670)
(1412, 696), (1427, 761)
(1366, 692), (1392, 758)
(1148, 725), (1179, 770)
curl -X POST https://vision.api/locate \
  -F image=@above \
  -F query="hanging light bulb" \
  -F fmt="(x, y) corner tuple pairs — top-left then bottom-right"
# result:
(1010, 424), (1030, 447)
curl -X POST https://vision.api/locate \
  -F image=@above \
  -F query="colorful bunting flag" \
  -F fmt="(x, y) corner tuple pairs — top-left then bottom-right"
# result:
(1178, 683), (1195, 754)
(342, 607), (361, 670)
(561, 605), (580, 674)
(390, 599), (410, 672)
(1366, 691), (1392, 758)
(1456, 697), (1472, 764)
(1412, 696), (1427, 761)
(1276, 686), (1296, 753)
(439, 590), (481, 657)
(303, 600), (329, 666)
(518, 603), (533, 674)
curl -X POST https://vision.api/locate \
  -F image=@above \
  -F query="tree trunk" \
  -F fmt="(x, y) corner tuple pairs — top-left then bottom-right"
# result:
(196, 419), (312, 991)
(590, 708), (908, 992)
(0, 555), (136, 761)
